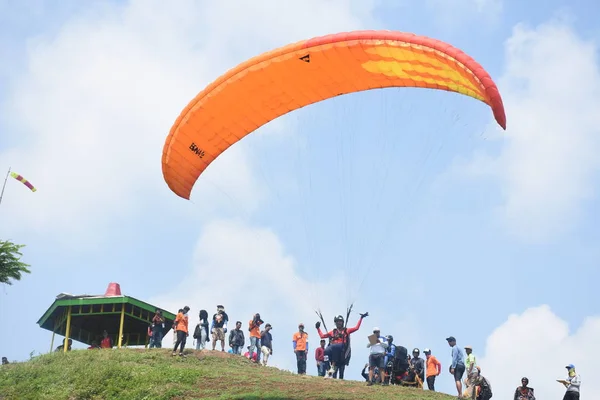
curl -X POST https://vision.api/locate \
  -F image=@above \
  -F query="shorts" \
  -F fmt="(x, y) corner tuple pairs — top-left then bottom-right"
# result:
(212, 328), (225, 341)
(453, 363), (465, 381)
(369, 353), (385, 368)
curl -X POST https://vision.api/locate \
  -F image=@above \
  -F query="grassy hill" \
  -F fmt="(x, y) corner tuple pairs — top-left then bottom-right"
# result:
(0, 349), (456, 400)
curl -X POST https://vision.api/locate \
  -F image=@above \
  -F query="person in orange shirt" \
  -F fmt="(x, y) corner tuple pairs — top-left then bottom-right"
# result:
(292, 323), (309, 374)
(424, 348), (442, 391)
(172, 306), (190, 357)
(248, 313), (264, 363)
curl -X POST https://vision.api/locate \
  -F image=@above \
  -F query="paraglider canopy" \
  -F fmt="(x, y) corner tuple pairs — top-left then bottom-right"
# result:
(162, 29), (506, 200)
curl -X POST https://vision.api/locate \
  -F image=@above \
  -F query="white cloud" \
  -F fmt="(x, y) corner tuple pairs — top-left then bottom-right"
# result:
(149, 218), (355, 373)
(0, 0), (378, 245)
(479, 305), (599, 399)
(452, 20), (600, 242)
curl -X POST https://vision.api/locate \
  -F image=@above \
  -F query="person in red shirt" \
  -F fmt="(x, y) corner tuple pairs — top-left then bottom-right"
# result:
(316, 312), (368, 379)
(100, 330), (113, 349)
(315, 339), (327, 376)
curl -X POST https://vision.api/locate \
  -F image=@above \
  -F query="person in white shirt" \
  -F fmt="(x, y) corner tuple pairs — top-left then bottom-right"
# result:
(366, 327), (388, 386)
(560, 364), (580, 400)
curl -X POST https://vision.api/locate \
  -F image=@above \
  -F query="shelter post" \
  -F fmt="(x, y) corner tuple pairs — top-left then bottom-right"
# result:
(117, 305), (125, 348)
(50, 331), (55, 352)
(63, 305), (72, 353)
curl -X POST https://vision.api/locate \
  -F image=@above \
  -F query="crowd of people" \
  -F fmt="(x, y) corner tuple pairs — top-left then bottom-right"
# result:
(1, 304), (581, 400)
(152, 305), (582, 400)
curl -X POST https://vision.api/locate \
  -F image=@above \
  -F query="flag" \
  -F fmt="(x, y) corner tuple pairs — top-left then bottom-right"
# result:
(10, 172), (37, 192)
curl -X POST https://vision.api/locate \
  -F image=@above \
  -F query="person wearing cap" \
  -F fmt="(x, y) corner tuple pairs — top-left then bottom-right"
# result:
(292, 323), (309, 374)
(559, 364), (580, 399)
(260, 323), (273, 366)
(423, 348), (441, 391)
(465, 345), (479, 385)
(514, 377), (535, 400)
(172, 306), (190, 357)
(366, 327), (388, 386)
(446, 336), (466, 398)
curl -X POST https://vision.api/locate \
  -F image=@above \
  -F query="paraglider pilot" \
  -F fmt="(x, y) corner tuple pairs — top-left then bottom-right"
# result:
(316, 311), (368, 379)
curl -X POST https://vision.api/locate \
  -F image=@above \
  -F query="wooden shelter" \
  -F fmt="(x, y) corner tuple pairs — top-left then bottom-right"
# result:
(37, 282), (176, 352)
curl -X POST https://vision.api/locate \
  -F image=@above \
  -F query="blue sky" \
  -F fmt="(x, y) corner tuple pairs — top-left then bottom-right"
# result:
(1, 0), (599, 397)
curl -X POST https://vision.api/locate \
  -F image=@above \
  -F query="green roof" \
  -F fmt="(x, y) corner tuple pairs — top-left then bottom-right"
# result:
(37, 294), (176, 347)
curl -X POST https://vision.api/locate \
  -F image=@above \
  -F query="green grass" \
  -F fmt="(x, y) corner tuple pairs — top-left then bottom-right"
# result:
(0, 349), (455, 400)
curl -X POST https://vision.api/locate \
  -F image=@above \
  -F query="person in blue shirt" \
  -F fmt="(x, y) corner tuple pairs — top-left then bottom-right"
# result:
(446, 336), (466, 398)
(382, 335), (396, 385)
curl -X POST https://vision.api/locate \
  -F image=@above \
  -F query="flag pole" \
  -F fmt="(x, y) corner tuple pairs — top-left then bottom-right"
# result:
(0, 167), (10, 206)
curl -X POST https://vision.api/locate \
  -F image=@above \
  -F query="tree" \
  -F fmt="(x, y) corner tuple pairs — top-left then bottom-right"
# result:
(0, 240), (31, 285)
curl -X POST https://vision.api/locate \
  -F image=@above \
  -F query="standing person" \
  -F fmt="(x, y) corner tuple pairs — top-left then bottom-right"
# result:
(172, 306), (190, 357)
(292, 323), (309, 374)
(559, 364), (580, 400)
(407, 348), (425, 385)
(366, 327), (388, 386)
(465, 345), (479, 384)
(248, 313), (264, 363)
(316, 312), (368, 379)
(212, 305), (229, 333)
(211, 309), (227, 351)
(149, 309), (165, 349)
(195, 310), (209, 350)
(229, 321), (245, 355)
(315, 339), (326, 377)
(514, 377), (536, 400)
(446, 336), (466, 398)
(260, 323), (273, 366)
(424, 348), (441, 391)
(173, 308), (183, 346)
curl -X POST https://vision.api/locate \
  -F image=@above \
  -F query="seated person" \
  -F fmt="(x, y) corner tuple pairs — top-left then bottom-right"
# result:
(403, 348), (425, 385)
(55, 338), (73, 352)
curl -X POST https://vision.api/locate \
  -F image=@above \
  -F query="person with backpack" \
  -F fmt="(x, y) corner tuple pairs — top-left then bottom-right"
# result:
(316, 312), (368, 379)
(473, 373), (493, 400)
(228, 321), (245, 354)
(194, 310), (209, 350)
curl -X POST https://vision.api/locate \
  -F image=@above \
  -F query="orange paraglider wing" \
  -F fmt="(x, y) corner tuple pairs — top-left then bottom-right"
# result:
(162, 30), (506, 200)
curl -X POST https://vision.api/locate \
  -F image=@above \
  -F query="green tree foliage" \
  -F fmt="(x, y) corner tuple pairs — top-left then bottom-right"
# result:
(0, 240), (31, 285)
